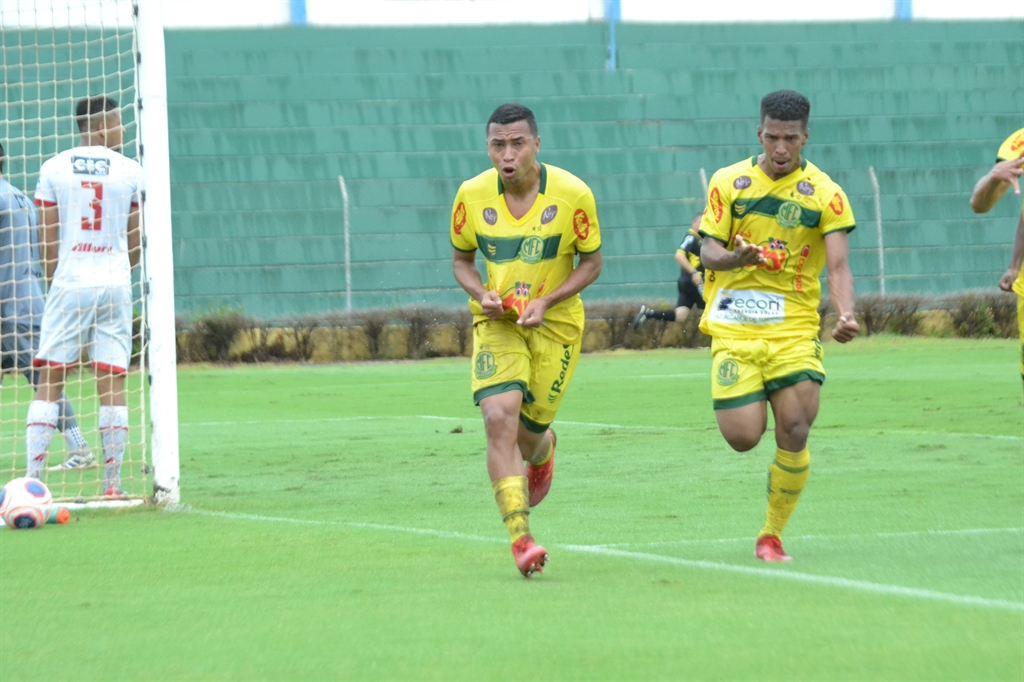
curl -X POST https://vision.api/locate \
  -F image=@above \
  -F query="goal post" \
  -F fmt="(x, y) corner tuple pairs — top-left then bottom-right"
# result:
(0, 0), (179, 505)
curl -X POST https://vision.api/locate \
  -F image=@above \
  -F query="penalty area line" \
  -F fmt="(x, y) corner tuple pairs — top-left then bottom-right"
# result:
(168, 506), (1023, 613)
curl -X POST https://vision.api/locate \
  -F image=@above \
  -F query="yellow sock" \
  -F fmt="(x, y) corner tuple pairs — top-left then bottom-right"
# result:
(492, 476), (530, 542)
(533, 433), (554, 467)
(760, 446), (810, 538)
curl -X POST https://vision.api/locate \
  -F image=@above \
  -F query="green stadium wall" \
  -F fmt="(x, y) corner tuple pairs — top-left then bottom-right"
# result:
(7, 22), (1024, 319)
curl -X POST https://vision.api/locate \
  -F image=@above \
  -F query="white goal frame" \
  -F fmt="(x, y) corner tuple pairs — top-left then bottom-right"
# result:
(135, 0), (179, 504)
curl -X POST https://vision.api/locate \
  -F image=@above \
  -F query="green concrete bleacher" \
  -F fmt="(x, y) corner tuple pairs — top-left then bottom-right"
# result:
(160, 20), (1024, 316)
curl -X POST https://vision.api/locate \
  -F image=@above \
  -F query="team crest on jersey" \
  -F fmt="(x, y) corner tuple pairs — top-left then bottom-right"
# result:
(541, 205), (558, 224)
(475, 351), (496, 379)
(797, 181), (815, 196)
(70, 156), (110, 176)
(829, 193), (845, 215)
(519, 236), (545, 264)
(710, 187), (724, 223)
(453, 202), (467, 235)
(483, 207), (497, 225)
(733, 176), (751, 190)
(775, 201), (803, 228)
(573, 209), (591, 240)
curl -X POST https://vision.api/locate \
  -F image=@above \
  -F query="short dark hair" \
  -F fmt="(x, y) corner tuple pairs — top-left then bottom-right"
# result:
(760, 90), (810, 127)
(487, 103), (538, 137)
(75, 96), (118, 133)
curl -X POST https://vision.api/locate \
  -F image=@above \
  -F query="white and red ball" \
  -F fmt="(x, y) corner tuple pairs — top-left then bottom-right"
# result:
(0, 477), (53, 529)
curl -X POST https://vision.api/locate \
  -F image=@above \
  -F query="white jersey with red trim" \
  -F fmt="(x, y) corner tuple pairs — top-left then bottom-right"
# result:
(34, 146), (142, 288)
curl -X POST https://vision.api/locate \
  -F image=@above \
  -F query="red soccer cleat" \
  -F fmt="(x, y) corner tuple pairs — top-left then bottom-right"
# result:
(511, 534), (549, 577)
(527, 429), (556, 507)
(755, 534), (793, 562)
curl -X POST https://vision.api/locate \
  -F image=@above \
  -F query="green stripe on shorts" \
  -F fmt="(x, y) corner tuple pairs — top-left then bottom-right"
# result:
(713, 390), (768, 411)
(473, 380), (533, 406)
(519, 412), (550, 434)
(765, 370), (825, 394)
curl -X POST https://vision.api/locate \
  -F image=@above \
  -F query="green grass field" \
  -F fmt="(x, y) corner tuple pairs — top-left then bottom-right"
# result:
(1, 336), (1022, 681)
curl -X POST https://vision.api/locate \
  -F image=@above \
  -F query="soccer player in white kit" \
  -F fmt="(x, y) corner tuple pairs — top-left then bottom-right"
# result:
(26, 96), (142, 496)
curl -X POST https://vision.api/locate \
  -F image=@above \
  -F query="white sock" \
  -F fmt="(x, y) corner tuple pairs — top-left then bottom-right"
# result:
(64, 424), (90, 455)
(26, 401), (60, 478)
(100, 406), (129, 491)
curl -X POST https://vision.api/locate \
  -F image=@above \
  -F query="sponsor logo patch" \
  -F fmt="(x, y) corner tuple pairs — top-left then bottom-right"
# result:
(829, 193), (845, 215)
(573, 209), (591, 240)
(482, 207), (497, 225)
(1011, 132), (1024, 153)
(474, 351), (496, 379)
(733, 176), (751, 190)
(501, 281), (532, 316)
(547, 345), (574, 403)
(710, 187), (724, 223)
(716, 359), (739, 386)
(453, 202), (466, 235)
(755, 238), (790, 273)
(70, 156), (110, 176)
(519, 235), (544, 264)
(797, 181), (815, 196)
(709, 288), (786, 326)
(541, 205), (558, 224)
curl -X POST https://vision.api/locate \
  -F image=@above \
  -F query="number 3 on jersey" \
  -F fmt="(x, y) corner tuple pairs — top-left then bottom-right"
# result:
(81, 181), (103, 230)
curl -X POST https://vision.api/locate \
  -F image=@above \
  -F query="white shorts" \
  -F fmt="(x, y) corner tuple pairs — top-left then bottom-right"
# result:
(34, 284), (132, 374)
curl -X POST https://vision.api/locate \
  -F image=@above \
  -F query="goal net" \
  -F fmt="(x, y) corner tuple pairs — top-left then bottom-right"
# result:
(1, 0), (177, 505)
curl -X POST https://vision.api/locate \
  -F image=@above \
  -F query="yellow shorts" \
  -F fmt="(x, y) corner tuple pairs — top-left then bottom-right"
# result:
(711, 335), (825, 410)
(1017, 294), (1023, 379)
(471, 318), (581, 432)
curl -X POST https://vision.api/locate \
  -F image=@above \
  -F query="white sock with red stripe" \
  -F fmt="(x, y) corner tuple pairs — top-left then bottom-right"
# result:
(26, 400), (60, 478)
(100, 406), (129, 492)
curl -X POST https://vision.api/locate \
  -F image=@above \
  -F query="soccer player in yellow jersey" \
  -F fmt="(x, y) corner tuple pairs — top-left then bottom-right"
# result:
(450, 103), (602, 577)
(698, 90), (860, 562)
(969, 128), (1024, 383)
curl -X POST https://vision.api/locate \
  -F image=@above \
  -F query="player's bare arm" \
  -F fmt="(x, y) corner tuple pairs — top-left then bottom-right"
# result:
(451, 248), (504, 319)
(517, 249), (602, 327)
(824, 230), (859, 343)
(970, 156), (1024, 214)
(38, 204), (60, 289)
(700, 234), (765, 270)
(998, 214), (1024, 292)
(127, 205), (141, 270)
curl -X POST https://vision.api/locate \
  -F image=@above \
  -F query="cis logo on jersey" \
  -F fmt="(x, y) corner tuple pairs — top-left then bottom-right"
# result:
(71, 156), (110, 176)
(573, 209), (590, 240)
(453, 202), (467, 235)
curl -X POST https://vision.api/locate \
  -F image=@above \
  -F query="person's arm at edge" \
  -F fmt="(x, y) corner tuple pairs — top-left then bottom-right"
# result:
(998, 213), (1024, 292)
(970, 157), (1024, 214)
(38, 204), (60, 290)
(824, 230), (859, 343)
(700, 234), (764, 270)
(127, 204), (141, 270)
(517, 249), (602, 327)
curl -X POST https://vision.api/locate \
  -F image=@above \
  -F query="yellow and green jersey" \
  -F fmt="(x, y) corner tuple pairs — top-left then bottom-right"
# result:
(698, 156), (855, 339)
(450, 163), (601, 345)
(995, 128), (1024, 297)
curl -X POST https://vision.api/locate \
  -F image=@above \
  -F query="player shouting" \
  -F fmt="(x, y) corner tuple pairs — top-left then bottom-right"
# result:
(25, 96), (142, 496)
(698, 90), (859, 562)
(450, 103), (602, 577)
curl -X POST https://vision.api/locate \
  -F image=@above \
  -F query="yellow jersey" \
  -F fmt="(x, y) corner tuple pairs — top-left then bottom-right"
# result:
(698, 157), (855, 339)
(995, 128), (1024, 297)
(450, 163), (601, 345)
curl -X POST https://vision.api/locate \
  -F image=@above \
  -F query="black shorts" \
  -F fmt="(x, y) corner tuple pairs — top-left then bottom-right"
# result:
(676, 276), (705, 310)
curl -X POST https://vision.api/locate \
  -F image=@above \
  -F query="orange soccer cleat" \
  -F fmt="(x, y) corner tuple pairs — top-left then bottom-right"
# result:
(527, 429), (556, 507)
(755, 534), (793, 562)
(511, 534), (549, 577)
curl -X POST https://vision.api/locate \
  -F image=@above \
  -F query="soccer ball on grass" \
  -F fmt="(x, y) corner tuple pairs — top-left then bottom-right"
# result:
(0, 477), (54, 529)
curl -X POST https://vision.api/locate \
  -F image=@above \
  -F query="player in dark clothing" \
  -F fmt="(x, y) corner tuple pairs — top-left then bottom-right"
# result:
(633, 214), (705, 329)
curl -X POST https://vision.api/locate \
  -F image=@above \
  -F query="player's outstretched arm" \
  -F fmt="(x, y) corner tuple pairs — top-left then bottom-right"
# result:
(971, 157), (1024, 214)
(517, 250), (602, 327)
(38, 204), (60, 290)
(700, 235), (764, 270)
(998, 214), (1024, 292)
(452, 248), (503, 319)
(824, 230), (859, 343)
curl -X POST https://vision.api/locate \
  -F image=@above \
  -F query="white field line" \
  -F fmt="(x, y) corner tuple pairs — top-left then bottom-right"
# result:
(179, 413), (1024, 441)
(168, 506), (1024, 613)
(598, 527), (1024, 549)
